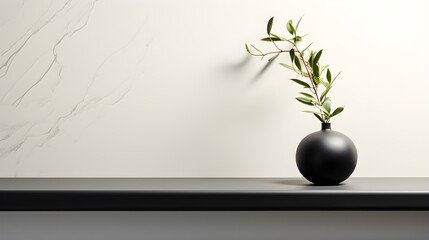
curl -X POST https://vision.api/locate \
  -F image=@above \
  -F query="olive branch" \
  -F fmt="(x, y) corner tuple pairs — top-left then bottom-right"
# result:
(245, 17), (344, 123)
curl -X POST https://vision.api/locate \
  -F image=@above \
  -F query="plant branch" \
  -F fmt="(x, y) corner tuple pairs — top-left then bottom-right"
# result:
(295, 47), (319, 102)
(248, 49), (289, 57)
(294, 45), (325, 122)
(246, 17), (343, 123)
(271, 40), (283, 52)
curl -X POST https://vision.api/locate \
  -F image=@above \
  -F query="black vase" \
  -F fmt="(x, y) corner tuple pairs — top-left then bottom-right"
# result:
(296, 123), (357, 185)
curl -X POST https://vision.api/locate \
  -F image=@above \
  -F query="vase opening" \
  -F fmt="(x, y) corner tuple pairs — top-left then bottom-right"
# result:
(321, 122), (331, 130)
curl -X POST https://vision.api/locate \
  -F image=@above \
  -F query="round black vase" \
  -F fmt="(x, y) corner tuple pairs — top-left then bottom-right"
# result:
(296, 123), (357, 185)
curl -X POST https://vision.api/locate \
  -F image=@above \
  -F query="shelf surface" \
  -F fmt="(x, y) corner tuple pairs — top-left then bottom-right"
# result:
(0, 178), (428, 211)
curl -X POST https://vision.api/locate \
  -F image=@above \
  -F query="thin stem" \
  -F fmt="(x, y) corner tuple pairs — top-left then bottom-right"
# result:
(247, 32), (331, 123)
(271, 40), (283, 52)
(248, 49), (289, 57)
(295, 47), (319, 103)
(289, 40), (325, 122)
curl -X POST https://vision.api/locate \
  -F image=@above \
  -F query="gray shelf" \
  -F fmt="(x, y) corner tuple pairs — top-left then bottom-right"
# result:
(0, 178), (428, 211)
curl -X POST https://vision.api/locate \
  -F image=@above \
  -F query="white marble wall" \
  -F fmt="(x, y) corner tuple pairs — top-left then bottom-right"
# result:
(1, 0), (428, 177)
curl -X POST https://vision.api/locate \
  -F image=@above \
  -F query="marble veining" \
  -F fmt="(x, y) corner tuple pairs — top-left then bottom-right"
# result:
(0, 0), (152, 175)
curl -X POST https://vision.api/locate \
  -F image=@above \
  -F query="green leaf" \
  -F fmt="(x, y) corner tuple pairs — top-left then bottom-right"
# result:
(321, 80), (330, 88)
(315, 105), (329, 114)
(245, 44), (250, 53)
(320, 86), (331, 101)
(303, 110), (322, 114)
(270, 33), (284, 39)
(250, 44), (263, 55)
(294, 56), (302, 71)
(289, 49), (295, 63)
(287, 20), (294, 35)
(293, 36), (302, 42)
(267, 17), (274, 35)
(296, 97), (314, 106)
(261, 37), (282, 41)
(295, 16), (303, 32)
(300, 96), (316, 103)
(299, 96), (317, 104)
(322, 98), (332, 113)
(326, 69), (332, 83)
(313, 50), (323, 66)
(299, 92), (314, 99)
(280, 63), (294, 70)
(268, 53), (280, 62)
(290, 78), (311, 88)
(313, 64), (319, 78)
(313, 113), (324, 122)
(308, 52), (314, 68)
(330, 107), (344, 118)
(313, 76), (320, 86)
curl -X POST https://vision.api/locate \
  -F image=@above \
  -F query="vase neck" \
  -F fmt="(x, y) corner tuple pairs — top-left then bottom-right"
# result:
(321, 123), (331, 131)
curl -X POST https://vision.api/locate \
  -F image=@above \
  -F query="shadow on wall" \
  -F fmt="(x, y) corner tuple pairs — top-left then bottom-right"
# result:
(223, 55), (251, 72)
(249, 54), (279, 84)
(220, 54), (277, 85)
